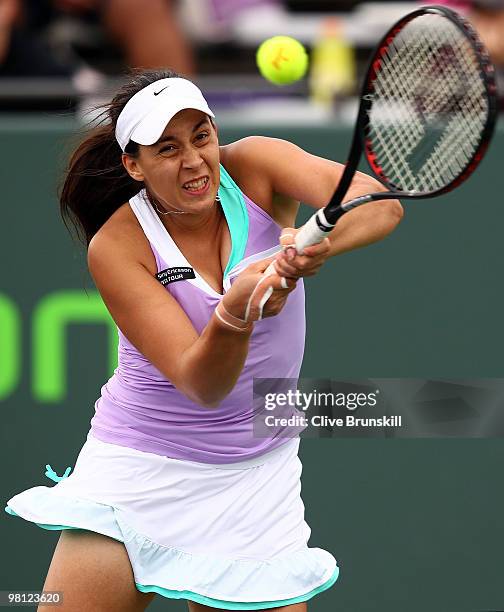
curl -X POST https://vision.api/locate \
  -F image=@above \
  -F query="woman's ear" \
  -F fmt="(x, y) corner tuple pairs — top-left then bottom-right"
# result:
(122, 153), (145, 182)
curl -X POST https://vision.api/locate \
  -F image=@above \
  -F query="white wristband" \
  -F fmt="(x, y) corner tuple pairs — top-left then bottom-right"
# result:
(214, 301), (253, 333)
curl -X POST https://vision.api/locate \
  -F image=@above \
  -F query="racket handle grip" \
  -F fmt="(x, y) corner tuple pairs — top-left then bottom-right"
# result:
(295, 209), (335, 252)
(264, 209), (334, 277)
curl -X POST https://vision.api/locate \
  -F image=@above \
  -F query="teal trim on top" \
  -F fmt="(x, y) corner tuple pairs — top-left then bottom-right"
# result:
(218, 164), (249, 279)
(136, 566), (339, 610)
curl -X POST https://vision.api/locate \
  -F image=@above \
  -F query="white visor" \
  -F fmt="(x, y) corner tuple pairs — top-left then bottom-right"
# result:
(115, 78), (215, 152)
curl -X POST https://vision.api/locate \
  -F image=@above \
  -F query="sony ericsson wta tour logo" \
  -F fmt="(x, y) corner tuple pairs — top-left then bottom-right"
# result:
(0, 290), (117, 403)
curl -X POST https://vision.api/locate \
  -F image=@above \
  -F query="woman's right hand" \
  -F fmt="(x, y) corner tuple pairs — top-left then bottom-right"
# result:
(222, 255), (298, 323)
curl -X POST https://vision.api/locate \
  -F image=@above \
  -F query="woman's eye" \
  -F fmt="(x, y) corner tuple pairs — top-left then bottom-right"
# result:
(195, 132), (209, 142)
(159, 145), (176, 154)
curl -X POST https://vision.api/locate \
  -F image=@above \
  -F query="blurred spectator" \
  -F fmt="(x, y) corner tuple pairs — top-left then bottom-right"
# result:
(99, 0), (195, 74)
(0, 0), (195, 78)
(0, 0), (20, 65)
(0, 0), (73, 76)
(436, 0), (504, 65)
(180, 0), (281, 43)
(469, 2), (504, 65)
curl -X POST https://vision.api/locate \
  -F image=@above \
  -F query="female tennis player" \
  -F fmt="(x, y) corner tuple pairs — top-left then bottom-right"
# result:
(5, 69), (402, 611)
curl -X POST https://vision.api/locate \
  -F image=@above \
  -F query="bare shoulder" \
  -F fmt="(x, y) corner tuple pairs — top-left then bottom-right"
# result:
(220, 137), (301, 225)
(220, 136), (272, 204)
(220, 135), (296, 178)
(87, 202), (156, 276)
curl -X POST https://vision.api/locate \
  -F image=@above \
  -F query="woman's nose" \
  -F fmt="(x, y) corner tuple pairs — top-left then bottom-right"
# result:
(181, 146), (203, 168)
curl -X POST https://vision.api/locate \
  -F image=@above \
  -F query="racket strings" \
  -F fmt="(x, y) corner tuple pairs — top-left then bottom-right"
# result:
(368, 14), (489, 193)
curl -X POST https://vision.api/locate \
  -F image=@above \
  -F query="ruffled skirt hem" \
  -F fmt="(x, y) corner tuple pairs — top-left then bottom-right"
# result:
(5, 491), (339, 609)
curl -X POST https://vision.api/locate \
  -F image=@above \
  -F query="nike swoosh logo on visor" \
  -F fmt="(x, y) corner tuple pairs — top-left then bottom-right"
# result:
(153, 86), (169, 96)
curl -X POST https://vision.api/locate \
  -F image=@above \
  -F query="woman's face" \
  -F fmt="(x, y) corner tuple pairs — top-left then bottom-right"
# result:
(123, 108), (220, 215)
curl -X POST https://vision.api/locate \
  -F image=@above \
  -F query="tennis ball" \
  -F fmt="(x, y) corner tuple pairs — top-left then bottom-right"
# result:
(256, 36), (308, 86)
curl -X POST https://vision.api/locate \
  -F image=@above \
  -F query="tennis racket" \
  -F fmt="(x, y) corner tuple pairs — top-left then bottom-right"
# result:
(267, 4), (497, 270)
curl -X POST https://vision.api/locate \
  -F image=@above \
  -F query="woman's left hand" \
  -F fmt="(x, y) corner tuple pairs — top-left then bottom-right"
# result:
(272, 227), (331, 279)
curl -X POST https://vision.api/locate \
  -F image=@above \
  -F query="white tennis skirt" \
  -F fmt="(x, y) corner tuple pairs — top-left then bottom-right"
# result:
(5, 432), (339, 610)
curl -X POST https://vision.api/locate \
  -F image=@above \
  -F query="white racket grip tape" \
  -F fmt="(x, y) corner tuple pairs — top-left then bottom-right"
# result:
(295, 209), (334, 253)
(263, 210), (333, 277)
(262, 264), (291, 288)
(264, 260), (277, 277)
(244, 275), (270, 322)
(257, 285), (274, 320)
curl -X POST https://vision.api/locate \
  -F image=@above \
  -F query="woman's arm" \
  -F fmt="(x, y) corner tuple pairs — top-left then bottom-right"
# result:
(223, 136), (404, 257)
(88, 230), (294, 408)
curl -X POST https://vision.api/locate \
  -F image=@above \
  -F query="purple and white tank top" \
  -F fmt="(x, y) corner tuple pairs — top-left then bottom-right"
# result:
(89, 164), (306, 463)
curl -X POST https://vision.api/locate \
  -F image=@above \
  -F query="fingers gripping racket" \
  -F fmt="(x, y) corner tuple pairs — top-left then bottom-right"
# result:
(269, 5), (497, 269)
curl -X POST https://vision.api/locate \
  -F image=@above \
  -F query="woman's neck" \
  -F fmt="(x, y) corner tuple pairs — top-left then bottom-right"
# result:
(162, 199), (224, 241)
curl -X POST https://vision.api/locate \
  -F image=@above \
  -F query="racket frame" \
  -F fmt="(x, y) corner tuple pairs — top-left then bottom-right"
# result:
(322, 4), (498, 225)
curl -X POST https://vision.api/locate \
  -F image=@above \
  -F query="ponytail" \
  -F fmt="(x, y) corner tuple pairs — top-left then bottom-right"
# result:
(59, 122), (140, 247)
(59, 68), (182, 247)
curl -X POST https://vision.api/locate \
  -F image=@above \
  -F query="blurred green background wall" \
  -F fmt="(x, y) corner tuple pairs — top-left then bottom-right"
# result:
(1, 116), (503, 612)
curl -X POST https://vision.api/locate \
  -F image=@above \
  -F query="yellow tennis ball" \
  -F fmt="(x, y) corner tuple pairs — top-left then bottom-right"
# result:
(256, 36), (308, 85)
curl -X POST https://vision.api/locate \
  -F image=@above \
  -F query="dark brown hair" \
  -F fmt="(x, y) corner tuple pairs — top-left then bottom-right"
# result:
(59, 68), (181, 247)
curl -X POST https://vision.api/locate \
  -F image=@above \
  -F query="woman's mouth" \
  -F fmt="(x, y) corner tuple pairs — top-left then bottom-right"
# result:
(182, 176), (210, 196)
